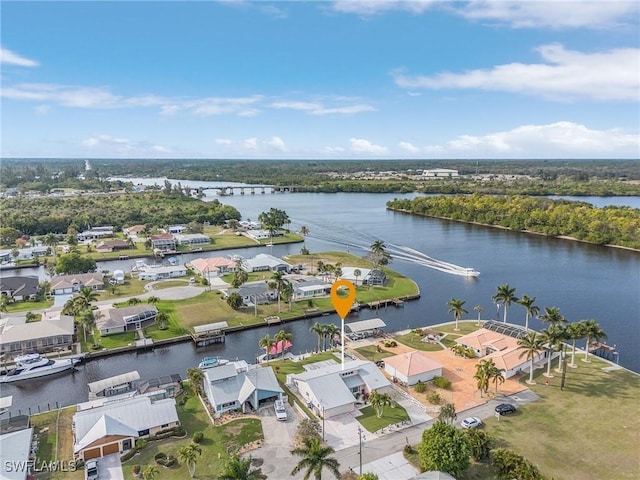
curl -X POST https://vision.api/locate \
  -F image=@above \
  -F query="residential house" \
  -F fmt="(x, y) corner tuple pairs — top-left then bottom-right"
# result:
(12, 246), (49, 261)
(246, 229), (283, 240)
(167, 225), (186, 234)
(0, 312), (75, 356)
(188, 257), (236, 277)
(455, 321), (546, 379)
(241, 254), (291, 273)
(96, 239), (131, 253)
(288, 276), (331, 300)
(150, 234), (176, 253)
(77, 226), (114, 241)
(94, 305), (158, 336)
(0, 250), (12, 264)
(383, 351), (444, 386)
(0, 427), (34, 480)
(202, 361), (283, 417)
(123, 225), (145, 237)
(174, 233), (211, 246)
(286, 359), (391, 419)
(50, 272), (104, 295)
(223, 283), (274, 306)
(73, 395), (180, 461)
(0, 276), (40, 302)
(340, 267), (386, 286)
(136, 265), (187, 282)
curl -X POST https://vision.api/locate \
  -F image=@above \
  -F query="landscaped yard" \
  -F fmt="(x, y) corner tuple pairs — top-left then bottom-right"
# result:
(357, 404), (409, 433)
(354, 345), (395, 362)
(4, 298), (54, 313)
(121, 393), (263, 480)
(95, 278), (147, 301)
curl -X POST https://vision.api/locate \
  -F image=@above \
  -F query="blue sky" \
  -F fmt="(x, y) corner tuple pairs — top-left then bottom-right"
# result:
(1, 0), (639, 159)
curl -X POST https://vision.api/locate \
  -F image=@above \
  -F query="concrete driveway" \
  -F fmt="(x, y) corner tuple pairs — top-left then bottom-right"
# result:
(97, 454), (124, 480)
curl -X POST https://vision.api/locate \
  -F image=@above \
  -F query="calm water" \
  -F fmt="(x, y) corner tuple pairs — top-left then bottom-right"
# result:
(3, 185), (638, 416)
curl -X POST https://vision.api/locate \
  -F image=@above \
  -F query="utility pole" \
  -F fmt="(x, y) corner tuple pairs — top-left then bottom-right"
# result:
(358, 426), (364, 475)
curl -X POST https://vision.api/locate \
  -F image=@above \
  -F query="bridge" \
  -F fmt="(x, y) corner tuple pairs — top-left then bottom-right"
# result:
(199, 185), (302, 196)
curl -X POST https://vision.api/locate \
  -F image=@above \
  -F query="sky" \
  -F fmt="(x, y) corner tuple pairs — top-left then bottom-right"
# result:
(1, 0), (639, 160)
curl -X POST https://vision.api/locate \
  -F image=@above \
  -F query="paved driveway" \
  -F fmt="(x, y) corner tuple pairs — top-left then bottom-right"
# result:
(97, 454), (124, 480)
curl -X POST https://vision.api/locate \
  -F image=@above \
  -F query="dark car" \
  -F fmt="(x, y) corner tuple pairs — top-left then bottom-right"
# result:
(495, 403), (517, 415)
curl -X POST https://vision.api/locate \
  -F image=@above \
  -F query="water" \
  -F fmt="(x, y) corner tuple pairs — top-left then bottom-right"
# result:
(2, 185), (638, 416)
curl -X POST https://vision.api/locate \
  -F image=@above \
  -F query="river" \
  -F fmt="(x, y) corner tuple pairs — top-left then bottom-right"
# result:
(2, 182), (638, 416)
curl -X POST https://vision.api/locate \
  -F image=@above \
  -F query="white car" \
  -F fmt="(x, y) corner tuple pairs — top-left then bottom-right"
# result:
(85, 459), (99, 480)
(274, 399), (287, 421)
(460, 416), (482, 429)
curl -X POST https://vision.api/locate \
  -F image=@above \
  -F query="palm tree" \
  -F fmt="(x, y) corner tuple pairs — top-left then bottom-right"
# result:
(268, 271), (286, 312)
(259, 333), (275, 365)
(80, 310), (96, 343)
(232, 269), (249, 288)
(127, 297), (142, 306)
(518, 294), (539, 330)
(438, 402), (457, 425)
(274, 329), (293, 361)
(187, 367), (204, 395)
(142, 465), (159, 480)
(582, 319), (607, 363)
(473, 359), (492, 397)
(538, 306), (567, 331)
(281, 280), (294, 311)
(76, 286), (99, 310)
(473, 305), (484, 326)
(146, 295), (161, 305)
(290, 436), (341, 480)
(368, 239), (391, 270)
(566, 321), (586, 367)
(219, 454), (264, 480)
(539, 327), (561, 378)
(156, 311), (169, 330)
(324, 324), (339, 349)
(447, 298), (468, 332)
(353, 268), (361, 286)
(300, 225), (309, 250)
(178, 443), (202, 478)
(517, 331), (543, 385)
(44, 233), (58, 258)
(492, 284), (518, 323)
(310, 323), (324, 352)
(488, 364), (506, 393)
(368, 390), (391, 418)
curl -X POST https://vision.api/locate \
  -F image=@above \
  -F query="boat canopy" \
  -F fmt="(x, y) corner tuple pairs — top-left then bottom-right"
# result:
(88, 371), (140, 395)
(193, 322), (228, 334)
(346, 318), (387, 333)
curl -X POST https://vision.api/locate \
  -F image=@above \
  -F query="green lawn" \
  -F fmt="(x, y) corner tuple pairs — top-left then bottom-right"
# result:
(121, 393), (263, 480)
(354, 345), (395, 362)
(357, 404), (409, 433)
(151, 280), (191, 290)
(5, 298), (54, 312)
(95, 278), (147, 301)
(394, 332), (445, 352)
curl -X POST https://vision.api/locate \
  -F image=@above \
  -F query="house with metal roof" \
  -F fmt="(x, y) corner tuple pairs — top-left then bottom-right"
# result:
(73, 395), (179, 461)
(241, 253), (291, 273)
(136, 265), (187, 281)
(174, 233), (211, 246)
(286, 359), (391, 419)
(0, 427), (34, 480)
(202, 361), (283, 417)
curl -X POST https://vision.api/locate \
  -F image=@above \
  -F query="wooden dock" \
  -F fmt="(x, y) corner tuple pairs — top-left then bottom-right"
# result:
(265, 316), (282, 325)
(191, 321), (228, 346)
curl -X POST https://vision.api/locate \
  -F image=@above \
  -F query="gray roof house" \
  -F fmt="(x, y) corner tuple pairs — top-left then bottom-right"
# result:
(224, 282), (275, 306)
(286, 359), (391, 419)
(0, 312), (75, 356)
(203, 361), (283, 417)
(95, 305), (158, 336)
(241, 254), (291, 273)
(0, 276), (40, 302)
(73, 395), (179, 461)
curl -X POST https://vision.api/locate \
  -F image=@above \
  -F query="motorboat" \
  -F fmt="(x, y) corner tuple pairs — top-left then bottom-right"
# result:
(462, 268), (480, 277)
(198, 357), (229, 370)
(0, 353), (80, 383)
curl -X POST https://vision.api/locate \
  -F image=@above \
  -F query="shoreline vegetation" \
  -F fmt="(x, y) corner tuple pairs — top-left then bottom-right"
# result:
(387, 194), (640, 250)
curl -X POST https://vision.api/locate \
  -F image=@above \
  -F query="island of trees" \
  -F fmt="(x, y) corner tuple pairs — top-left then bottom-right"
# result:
(387, 194), (640, 250)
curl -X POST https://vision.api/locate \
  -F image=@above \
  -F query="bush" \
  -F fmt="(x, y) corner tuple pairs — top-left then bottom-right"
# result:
(427, 391), (442, 405)
(403, 444), (414, 454)
(192, 431), (204, 443)
(132, 465), (141, 475)
(432, 376), (452, 390)
(414, 381), (427, 393)
(154, 452), (167, 463)
(134, 439), (147, 450)
(164, 456), (177, 468)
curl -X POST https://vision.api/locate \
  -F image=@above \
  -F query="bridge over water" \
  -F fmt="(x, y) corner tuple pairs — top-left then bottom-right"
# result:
(200, 185), (302, 195)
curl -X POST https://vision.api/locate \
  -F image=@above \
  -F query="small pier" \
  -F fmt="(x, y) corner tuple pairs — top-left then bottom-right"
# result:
(589, 342), (619, 362)
(265, 316), (282, 326)
(191, 321), (228, 346)
(366, 298), (405, 309)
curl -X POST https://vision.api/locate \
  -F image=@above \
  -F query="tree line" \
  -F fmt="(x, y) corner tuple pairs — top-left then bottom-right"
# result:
(387, 194), (640, 249)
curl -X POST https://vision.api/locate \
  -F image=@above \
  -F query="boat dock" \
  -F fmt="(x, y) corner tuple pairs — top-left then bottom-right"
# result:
(191, 321), (228, 346)
(366, 298), (405, 309)
(589, 342), (619, 362)
(264, 316), (282, 325)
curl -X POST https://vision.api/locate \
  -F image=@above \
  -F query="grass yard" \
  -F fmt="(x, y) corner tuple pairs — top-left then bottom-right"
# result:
(121, 393), (263, 480)
(5, 298), (54, 313)
(394, 332), (445, 352)
(354, 345), (395, 362)
(357, 404), (409, 433)
(95, 278), (147, 301)
(151, 280), (191, 290)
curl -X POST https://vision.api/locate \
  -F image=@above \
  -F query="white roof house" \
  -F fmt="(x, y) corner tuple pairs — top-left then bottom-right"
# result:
(73, 395), (179, 460)
(137, 265), (187, 281)
(422, 168), (459, 178)
(174, 233), (211, 246)
(203, 362), (283, 417)
(241, 254), (291, 273)
(0, 313), (75, 356)
(287, 359), (391, 419)
(0, 427), (34, 480)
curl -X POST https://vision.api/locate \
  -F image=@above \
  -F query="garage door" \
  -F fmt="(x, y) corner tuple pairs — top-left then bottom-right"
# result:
(84, 448), (101, 460)
(103, 443), (119, 455)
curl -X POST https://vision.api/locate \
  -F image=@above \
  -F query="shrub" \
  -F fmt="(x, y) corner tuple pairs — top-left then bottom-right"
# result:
(414, 381), (427, 393)
(192, 431), (204, 443)
(154, 452), (167, 464)
(427, 391), (442, 405)
(403, 444), (414, 454)
(132, 465), (141, 475)
(164, 456), (177, 468)
(432, 376), (452, 390)
(135, 439), (147, 450)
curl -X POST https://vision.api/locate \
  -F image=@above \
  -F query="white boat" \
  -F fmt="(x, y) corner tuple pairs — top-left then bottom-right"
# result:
(198, 357), (229, 370)
(0, 353), (80, 383)
(462, 268), (480, 277)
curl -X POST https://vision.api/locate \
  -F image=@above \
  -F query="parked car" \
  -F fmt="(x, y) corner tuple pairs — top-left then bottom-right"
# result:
(85, 459), (99, 480)
(460, 416), (482, 429)
(274, 399), (287, 421)
(495, 403), (517, 415)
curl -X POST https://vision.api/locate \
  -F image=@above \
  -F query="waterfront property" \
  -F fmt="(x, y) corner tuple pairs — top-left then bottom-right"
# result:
(96, 239), (131, 253)
(339, 267), (387, 286)
(0, 311), (75, 356)
(0, 427), (34, 480)
(188, 256), (236, 276)
(286, 359), (391, 419)
(50, 272), (104, 295)
(149, 233), (176, 253)
(191, 321), (228, 346)
(455, 321), (546, 379)
(383, 350), (444, 386)
(136, 264), (187, 281)
(202, 360), (283, 417)
(0, 275), (40, 303)
(223, 282), (274, 306)
(94, 305), (158, 336)
(88, 371), (183, 400)
(289, 275), (332, 300)
(73, 395), (180, 461)
(77, 226), (114, 241)
(241, 253), (292, 273)
(174, 233), (211, 246)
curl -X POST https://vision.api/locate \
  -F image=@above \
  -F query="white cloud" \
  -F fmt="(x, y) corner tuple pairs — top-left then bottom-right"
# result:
(349, 138), (389, 154)
(0, 47), (39, 67)
(81, 134), (171, 156)
(331, 0), (436, 16)
(458, 0), (640, 29)
(399, 141), (420, 153)
(267, 136), (287, 151)
(426, 122), (639, 158)
(243, 137), (258, 150)
(393, 44), (640, 101)
(270, 99), (376, 115)
(215, 138), (233, 146)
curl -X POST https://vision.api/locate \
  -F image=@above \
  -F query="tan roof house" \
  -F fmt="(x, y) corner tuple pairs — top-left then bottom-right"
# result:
(384, 351), (444, 386)
(50, 272), (104, 295)
(189, 257), (236, 276)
